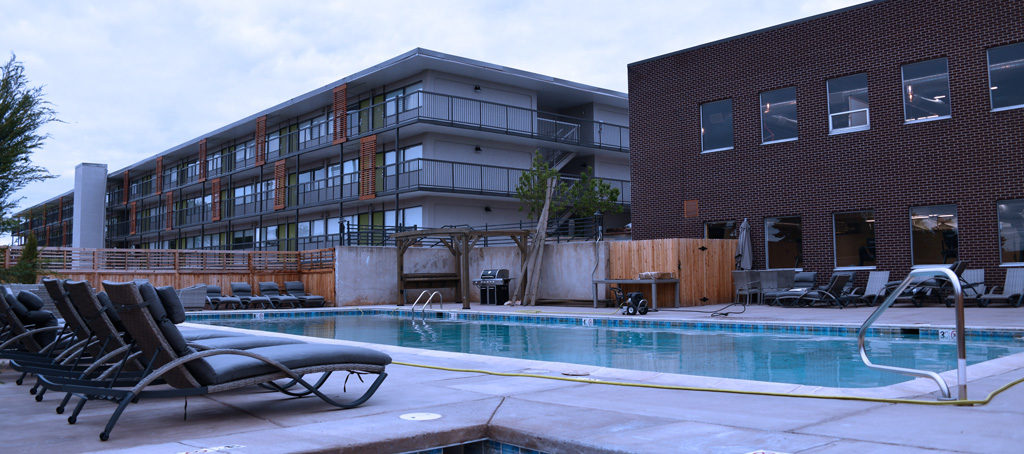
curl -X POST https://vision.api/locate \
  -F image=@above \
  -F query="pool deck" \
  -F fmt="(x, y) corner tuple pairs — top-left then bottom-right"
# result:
(3, 303), (1024, 453)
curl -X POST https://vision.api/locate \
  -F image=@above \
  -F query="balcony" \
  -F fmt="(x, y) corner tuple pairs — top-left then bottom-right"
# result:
(376, 159), (631, 204)
(347, 91), (629, 152)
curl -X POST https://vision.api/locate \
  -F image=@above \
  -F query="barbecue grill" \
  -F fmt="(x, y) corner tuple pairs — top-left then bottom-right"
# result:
(472, 269), (512, 305)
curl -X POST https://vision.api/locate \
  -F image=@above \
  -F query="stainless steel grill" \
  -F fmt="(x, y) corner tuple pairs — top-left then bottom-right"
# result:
(472, 269), (511, 305)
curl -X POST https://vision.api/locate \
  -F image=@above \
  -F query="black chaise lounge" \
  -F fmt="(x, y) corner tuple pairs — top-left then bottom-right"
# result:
(205, 285), (243, 310)
(39, 281), (390, 441)
(258, 282), (301, 308)
(230, 282), (274, 309)
(285, 281), (326, 307)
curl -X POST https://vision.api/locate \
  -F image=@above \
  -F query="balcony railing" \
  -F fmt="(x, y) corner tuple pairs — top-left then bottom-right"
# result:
(347, 91), (629, 152)
(375, 159), (631, 204)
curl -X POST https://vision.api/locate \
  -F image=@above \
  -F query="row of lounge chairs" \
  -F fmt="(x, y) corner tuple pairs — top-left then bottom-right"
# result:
(0, 279), (389, 441)
(733, 264), (1024, 308)
(205, 281), (325, 310)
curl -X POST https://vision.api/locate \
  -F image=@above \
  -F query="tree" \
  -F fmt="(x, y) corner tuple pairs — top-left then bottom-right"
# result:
(565, 167), (622, 218)
(516, 152), (567, 219)
(0, 54), (57, 235)
(516, 151), (623, 220)
(0, 232), (41, 283)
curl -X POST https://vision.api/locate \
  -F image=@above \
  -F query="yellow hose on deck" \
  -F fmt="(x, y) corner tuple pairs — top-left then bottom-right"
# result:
(391, 360), (1024, 406)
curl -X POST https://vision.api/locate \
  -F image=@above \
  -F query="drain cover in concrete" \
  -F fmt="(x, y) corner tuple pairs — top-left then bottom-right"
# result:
(400, 412), (442, 421)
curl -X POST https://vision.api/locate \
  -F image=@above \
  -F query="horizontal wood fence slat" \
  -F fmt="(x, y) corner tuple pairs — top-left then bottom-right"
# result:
(1, 246), (336, 306)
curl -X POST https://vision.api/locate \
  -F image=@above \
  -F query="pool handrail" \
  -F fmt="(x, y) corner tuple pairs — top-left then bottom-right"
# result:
(858, 267), (966, 401)
(411, 290), (443, 313)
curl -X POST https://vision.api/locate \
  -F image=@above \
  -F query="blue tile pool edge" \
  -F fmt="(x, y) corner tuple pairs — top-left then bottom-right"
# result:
(184, 308), (1024, 342)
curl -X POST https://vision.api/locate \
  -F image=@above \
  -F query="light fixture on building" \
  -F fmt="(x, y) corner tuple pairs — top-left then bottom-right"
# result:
(484, 206), (492, 212)
(474, 85), (481, 92)
(474, 146), (482, 153)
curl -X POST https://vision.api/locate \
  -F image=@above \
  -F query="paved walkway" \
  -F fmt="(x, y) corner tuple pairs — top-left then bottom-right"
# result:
(2, 303), (1023, 453)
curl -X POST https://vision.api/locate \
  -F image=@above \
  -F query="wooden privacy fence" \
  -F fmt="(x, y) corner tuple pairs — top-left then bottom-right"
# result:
(608, 238), (737, 307)
(2, 247), (336, 305)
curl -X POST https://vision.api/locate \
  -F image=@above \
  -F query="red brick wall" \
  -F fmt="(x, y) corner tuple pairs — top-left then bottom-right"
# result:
(628, 0), (1024, 285)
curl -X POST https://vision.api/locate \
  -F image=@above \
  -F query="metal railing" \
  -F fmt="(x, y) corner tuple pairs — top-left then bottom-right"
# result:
(858, 267), (966, 401)
(375, 159), (631, 203)
(347, 91), (629, 152)
(1, 246), (334, 272)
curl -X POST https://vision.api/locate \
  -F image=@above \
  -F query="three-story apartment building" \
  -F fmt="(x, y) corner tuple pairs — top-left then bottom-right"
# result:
(16, 49), (630, 250)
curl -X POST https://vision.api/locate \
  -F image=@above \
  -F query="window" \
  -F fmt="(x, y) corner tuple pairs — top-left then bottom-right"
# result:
(827, 73), (869, 133)
(760, 87), (797, 143)
(700, 99), (733, 152)
(902, 58), (951, 122)
(833, 211), (876, 268)
(765, 216), (802, 269)
(401, 206), (423, 228)
(705, 221), (737, 239)
(997, 199), (1024, 264)
(988, 42), (1024, 111)
(910, 205), (958, 265)
(327, 217), (340, 235)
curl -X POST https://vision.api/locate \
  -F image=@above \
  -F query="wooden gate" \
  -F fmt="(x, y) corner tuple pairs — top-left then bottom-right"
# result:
(608, 238), (737, 307)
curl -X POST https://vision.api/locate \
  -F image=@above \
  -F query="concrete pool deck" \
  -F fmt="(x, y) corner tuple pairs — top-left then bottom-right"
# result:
(2, 303), (1024, 453)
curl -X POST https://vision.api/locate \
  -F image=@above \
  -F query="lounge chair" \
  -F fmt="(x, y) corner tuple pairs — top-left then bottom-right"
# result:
(41, 281), (390, 441)
(205, 285), (243, 310)
(945, 269), (985, 307)
(230, 282), (274, 309)
(0, 286), (67, 364)
(895, 261), (967, 306)
(258, 282), (301, 308)
(841, 271), (890, 307)
(285, 281), (326, 308)
(770, 272), (816, 306)
(777, 273), (849, 308)
(977, 268), (1024, 307)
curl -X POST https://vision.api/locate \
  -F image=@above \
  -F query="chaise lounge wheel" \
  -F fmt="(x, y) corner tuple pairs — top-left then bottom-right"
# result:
(1013, 296), (1023, 308)
(56, 406), (64, 414)
(16, 377), (23, 385)
(35, 393), (44, 402)
(68, 415), (77, 424)
(100, 432), (109, 441)
(977, 299), (990, 308)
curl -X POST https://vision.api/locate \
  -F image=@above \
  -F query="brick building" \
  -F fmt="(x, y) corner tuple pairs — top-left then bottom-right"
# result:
(628, 0), (1023, 286)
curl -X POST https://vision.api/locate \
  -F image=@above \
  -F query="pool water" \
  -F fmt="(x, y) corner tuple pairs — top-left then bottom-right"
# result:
(202, 314), (1024, 388)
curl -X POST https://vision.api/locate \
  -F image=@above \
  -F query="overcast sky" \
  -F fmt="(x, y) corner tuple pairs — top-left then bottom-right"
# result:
(2, 0), (864, 214)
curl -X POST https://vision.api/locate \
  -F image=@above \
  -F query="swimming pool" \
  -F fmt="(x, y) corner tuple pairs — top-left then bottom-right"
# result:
(194, 310), (1024, 388)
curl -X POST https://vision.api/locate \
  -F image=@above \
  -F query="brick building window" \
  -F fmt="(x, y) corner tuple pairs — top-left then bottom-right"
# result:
(910, 205), (958, 265)
(988, 42), (1024, 111)
(700, 99), (733, 153)
(765, 216), (802, 269)
(705, 221), (737, 239)
(827, 73), (869, 134)
(902, 58), (951, 122)
(833, 211), (876, 268)
(998, 199), (1024, 265)
(760, 87), (797, 143)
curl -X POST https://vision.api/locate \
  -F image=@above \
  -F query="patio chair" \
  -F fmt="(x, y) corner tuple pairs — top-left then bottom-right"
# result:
(230, 282), (274, 309)
(285, 281), (326, 308)
(732, 271), (755, 304)
(258, 282), (301, 309)
(41, 280), (390, 441)
(945, 269), (985, 307)
(977, 268), (1024, 307)
(841, 271), (890, 307)
(0, 286), (67, 364)
(205, 285), (243, 310)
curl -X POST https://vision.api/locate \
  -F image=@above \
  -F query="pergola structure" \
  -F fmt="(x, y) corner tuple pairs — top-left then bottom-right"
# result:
(392, 228), (531, 309)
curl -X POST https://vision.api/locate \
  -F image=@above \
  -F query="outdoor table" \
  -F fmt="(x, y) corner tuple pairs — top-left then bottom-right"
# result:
(592, 278), (680, 310)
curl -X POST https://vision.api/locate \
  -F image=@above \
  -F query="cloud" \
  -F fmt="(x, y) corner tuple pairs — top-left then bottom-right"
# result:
(0, 0), (867, 222)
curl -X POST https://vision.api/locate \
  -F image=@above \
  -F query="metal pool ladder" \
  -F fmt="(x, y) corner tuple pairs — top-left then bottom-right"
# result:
(858, 267), (966, 401)
(411, 290), (443, 313)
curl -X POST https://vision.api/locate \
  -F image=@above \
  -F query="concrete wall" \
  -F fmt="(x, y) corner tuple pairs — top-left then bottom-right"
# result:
(429, 72), (536, 110)
(423, 199), (524, 229)
(334, 241), (609, 305)
(427, 135), (533, 168)
(73, 163), (107, 249)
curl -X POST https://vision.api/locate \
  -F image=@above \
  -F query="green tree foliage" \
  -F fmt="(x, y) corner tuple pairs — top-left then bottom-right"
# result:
(0, 54), (56, 234)
(1, 232), (41, 283)
(517, 151), (623, 220)
(516, 152), (567, 219)
(565, 166), (622, 218)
